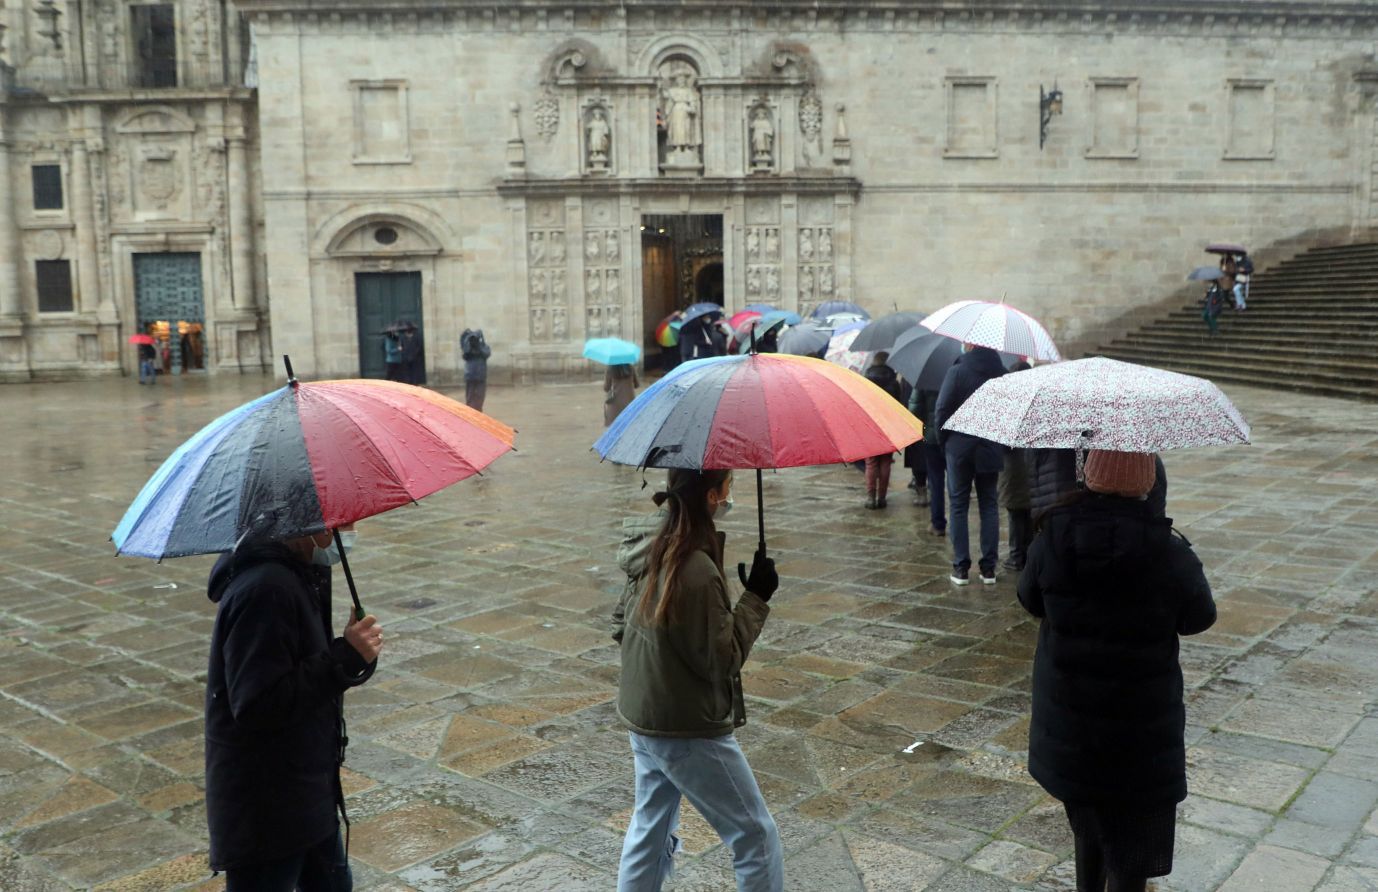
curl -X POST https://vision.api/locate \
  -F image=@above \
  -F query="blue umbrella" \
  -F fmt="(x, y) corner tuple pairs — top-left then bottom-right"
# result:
(736, 310), (803, 353)
(583, 337), (641, 366)
(811, 300), (870, 321)
(744, 303), (776, 314)
(681, 302), (725, 327)
(1188, 266), (1224, 281)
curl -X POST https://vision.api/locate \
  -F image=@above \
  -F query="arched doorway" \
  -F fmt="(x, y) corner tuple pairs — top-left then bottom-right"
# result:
(695, 262), (724, 305)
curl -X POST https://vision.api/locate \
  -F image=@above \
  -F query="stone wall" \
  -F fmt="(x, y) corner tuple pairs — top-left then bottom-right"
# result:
(238, 2), (1378, 380)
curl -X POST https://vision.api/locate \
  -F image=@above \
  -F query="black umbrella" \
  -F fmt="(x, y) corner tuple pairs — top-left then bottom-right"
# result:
(777, 321), (831, 357)
(887, 329), (964, 392)
(849, 312), (926, 353)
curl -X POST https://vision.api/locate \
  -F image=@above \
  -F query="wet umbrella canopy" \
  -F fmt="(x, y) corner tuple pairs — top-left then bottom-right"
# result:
(594, 351), (922, 552)
(1188, 266), (1227, 281)
(811, 300), (870, 321)
(777, 321), (831, 357)
(680, 302), (725, 327)
(849, 311), (926, 352)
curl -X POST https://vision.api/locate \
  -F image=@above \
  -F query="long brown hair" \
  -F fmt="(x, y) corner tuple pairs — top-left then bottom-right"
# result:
(639, 468), (731, 626)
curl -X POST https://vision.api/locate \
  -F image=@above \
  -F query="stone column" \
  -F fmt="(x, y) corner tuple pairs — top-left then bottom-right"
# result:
(226, 132), (256, 310)
(69, 136), (102, 315)
(0, 108), (22, 317)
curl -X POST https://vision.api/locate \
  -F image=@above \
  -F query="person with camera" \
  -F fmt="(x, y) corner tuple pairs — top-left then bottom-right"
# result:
(611, 469), (783, 892)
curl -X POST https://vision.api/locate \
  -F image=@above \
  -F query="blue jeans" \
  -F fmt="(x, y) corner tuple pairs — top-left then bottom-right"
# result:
(618, 732), (783, 892)
(946, 451), (1000, 574)
(139, 359), (156, 383)
(225, 827), (351, 892)
(924, 441), (947, 532)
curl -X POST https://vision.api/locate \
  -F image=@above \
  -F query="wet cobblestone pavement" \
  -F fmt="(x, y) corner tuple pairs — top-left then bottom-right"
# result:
(1, 374), (1377, 891)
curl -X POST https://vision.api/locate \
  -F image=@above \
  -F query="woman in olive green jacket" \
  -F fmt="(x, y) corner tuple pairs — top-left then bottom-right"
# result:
(612, 468), (783, 892)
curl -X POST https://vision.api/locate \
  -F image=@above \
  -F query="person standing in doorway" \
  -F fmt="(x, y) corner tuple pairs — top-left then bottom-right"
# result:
(1018, 450), (1215, 892)
(398, 321), (424, 385)
(935, 344), (1006, 585)
(461, 328), (491, 411)
(137, 340), (158, 385)
(383, 323), (405, 382)
(612, 469), (782, 892)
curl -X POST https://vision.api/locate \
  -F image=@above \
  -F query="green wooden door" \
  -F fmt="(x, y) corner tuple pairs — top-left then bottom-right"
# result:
(355, 272), (424, 381)
(133, 252), (204, 374)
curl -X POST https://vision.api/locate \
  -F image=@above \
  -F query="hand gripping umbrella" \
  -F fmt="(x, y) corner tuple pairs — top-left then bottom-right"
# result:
(112, 356), (517, 619)
(593, 334), (922, 556)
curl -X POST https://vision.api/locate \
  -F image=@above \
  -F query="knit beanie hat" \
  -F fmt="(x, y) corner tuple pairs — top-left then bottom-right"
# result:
(1084, 450), (1156, 499)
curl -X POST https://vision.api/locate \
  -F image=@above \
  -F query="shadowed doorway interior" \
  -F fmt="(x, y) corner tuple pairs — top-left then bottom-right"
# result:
(640, 214), (723, 372)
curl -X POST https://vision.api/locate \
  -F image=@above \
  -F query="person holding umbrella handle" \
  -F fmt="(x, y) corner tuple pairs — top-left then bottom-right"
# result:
(612, 468), (783, 892)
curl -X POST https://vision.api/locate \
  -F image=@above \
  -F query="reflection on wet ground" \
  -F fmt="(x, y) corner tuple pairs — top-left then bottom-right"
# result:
(1, 373), (1377, 890)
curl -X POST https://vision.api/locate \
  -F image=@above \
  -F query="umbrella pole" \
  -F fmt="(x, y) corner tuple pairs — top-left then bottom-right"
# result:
(333, 528), (366, 621)
(755, 468), (766, 555)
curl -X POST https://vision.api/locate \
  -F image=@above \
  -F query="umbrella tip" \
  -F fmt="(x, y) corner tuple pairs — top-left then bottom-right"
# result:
(283, 354), (298, 387)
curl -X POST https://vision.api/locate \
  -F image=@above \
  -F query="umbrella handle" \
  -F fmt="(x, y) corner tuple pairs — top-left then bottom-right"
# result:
(333, 528), (366, 622)
(756, 468), (766, 556)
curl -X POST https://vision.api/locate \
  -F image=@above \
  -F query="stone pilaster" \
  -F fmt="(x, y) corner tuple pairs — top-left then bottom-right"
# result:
(69, 136), (101, 316)
(227, 131), (256, 310)
(0, 107), (22, 318)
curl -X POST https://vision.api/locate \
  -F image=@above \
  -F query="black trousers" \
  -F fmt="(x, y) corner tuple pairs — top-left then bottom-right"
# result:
(465, 380), (487, 412)
(1007, 508), (1032, 567)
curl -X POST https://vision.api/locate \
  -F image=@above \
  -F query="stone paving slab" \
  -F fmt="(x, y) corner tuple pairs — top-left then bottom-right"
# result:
(1, 375), (1377, 890)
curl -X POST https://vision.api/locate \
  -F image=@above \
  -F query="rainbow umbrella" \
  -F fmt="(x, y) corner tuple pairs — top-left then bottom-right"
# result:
(654, 314), (683, 347)
(593, 351), (922, 552)
(113, 357), (516, 618)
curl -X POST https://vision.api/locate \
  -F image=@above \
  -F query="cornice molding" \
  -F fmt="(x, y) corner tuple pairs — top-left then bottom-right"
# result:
(238, 1), (1378, 37)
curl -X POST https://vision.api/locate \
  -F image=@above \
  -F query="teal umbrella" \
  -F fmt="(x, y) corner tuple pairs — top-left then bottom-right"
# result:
(583, 337), (641, 366)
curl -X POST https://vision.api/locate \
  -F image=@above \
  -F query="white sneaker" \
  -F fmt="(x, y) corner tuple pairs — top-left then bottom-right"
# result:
(980, 570), (997, 585)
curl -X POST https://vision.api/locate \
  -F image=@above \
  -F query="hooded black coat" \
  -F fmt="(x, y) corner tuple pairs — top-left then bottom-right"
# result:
(934, 347), (1007, 473)
(1017, 496), (1215, 807)
(205, 544), (373, 871)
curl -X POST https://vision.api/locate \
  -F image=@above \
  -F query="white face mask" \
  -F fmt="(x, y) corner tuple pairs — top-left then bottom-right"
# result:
(312, 530), (357, 566)
(712, 496), (734, 519)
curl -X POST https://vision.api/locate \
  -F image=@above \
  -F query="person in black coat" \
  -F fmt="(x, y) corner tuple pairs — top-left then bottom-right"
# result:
(1017, 450), (1215, 892)
(398, 320), (425, 385)
(205, 531), (382, 888)
(862, 352), (903, 508)
(934, 345), (1006, 584)
(1028, 450), (1169, 523)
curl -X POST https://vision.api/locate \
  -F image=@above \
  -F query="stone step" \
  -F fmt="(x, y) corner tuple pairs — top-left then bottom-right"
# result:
(1161, 306), (1378, 321)
(1110, 335), (1378, 371)
(1094, 345), (1378, 392)
(1089, 351), (1378, 401)
(1144, 321), (1378, 343)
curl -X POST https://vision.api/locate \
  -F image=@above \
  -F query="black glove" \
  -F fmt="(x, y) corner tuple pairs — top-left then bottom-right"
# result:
(737, 549), (778, 602)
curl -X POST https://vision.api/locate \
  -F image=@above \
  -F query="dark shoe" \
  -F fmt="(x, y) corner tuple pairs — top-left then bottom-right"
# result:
(950, 569), (970, 586)
(864, 496), (877, 509)
(1001, 557), (1024, 573)
(979, 567), (997, 585)
(907, 478), (917, 490)
(876, 497), (887, 509)
(914, 491), (930, 508)
(929, 525), (946, 538)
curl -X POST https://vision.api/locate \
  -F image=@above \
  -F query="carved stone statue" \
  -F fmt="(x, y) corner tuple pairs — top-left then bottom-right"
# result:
(819, 265), (835, 296)
(746, 228), (761, 261)
(605, 269), (620, 302)
(586, 269), (602, 303)
(586, 306), (603, 338)
(528, 232), (545, 267)
(585, 231), (600, 261)
(746, 265), (762, 297)
(750, 106), (775, 170)
(659, 61), (702, 171)
(551, 269), (567, 304)
(529, 270), (547, 304)
(799, 265), (814, 303)
(605, 232), (620, 264)
(552, 307), (568, 340)
(765, 266), (780, 300)
(549, 231), (566, 264)
(764, 229), (780, 262)
(800, 228), (815, 262)
(818, 229), (833, 261)
(606, 303), (621, 336)
(586, 107), (611, 172)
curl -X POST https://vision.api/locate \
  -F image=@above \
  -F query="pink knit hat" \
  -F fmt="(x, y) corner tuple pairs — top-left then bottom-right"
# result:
(1084, 450), (1156, 499)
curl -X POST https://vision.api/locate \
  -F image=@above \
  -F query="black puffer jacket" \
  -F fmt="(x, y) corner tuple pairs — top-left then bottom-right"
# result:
(1017, 496), (1215, 806)
(205, 544), (373, 870)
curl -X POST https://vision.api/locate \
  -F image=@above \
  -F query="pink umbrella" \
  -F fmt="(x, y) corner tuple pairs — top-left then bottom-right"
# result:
(943, 357), (1250, 451)
(920, 300), (1061, 362)
(729, 309), (762, 330)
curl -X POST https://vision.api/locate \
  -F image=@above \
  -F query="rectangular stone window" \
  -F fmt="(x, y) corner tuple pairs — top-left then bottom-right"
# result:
(352, 80), (412, 165)
(1225, 80), (1275, 160)
(1086, 78), (1139, 159)
(130, 4), (177, 88)
(36, 260), (74, 312)
(944, 78), (998, 159)
(31, 164), (64, 210)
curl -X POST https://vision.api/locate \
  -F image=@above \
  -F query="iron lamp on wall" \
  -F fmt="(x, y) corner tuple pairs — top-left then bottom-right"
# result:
(1039, 83), (1063, 150)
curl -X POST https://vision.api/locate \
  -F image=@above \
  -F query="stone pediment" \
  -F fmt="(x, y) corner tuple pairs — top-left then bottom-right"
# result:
(115, 106), (197, 135)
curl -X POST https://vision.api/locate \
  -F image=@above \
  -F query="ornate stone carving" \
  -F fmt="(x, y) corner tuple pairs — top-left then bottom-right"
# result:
(533, 91), (559, 140)
(749, 102), (776, 172)
(585, 230), (600, 261)
(584, 103), (611, 173)
(658, 58), (702, 173)
(746, 228), (760, 261)
(551, 306), (567, 340)
(605, 231), (619, 264)
(800, 90), (824, 164)
(549, 230), (565, 264)
(528, 231), (545, 266)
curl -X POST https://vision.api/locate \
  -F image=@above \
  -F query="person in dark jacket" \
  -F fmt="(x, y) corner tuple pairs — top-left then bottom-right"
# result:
(205, 529), (381, 889)
(613, 469), (781, 892)
(907, 385), (947, 536)
(398, 320), (424, 384)
(679, 316), (722, 362)
(1000, 360), (1033, 570)
(934, 345), (1006, 584)
(862, 352), (903, 509)
(382, 322), (405, 382)
(1017, 450), (1215, 892)
(460, 328), (491, 411)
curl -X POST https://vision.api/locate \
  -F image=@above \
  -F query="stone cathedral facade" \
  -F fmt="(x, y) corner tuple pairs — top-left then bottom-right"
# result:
(4, 1), (1378, 382)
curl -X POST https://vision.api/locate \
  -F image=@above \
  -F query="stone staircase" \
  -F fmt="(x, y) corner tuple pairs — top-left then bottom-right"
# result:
(1094, 242), (1378, 401)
